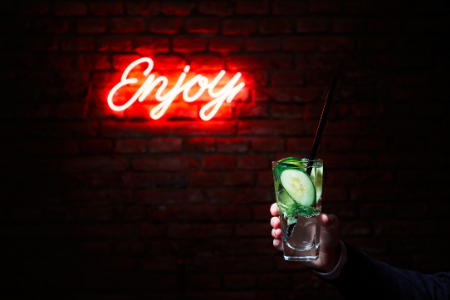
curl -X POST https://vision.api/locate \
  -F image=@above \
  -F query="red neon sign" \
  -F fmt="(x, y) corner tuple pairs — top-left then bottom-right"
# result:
(107, 57), (245, 121)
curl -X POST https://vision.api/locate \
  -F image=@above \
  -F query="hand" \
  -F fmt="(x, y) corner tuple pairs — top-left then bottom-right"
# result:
(270, 203), (341, 273)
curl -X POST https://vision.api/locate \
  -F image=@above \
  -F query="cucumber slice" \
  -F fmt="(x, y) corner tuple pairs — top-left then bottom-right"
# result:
(309, 167), (323, 203)
(276, 190), (295, 213)
(280, 169), (316, 206)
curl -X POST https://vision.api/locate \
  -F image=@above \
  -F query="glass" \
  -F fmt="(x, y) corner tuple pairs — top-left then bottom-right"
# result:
(272, 158), (323, 261)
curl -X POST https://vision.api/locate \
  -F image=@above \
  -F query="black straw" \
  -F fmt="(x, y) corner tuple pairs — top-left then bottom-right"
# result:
(307, 76), (337, 174)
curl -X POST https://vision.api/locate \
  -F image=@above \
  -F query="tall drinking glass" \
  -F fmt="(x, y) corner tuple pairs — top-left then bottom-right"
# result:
(272, 158), (323, 261)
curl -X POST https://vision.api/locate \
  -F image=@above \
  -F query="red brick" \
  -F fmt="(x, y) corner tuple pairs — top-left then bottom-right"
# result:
(101, 121), (169, 138)
(261, 18), (293, 34)
(61, 157), (127, 172)
(90, 2), (124, 15)
(219, 205), (253, 222)
(283, 37), (317, 51)
(272, 104), (304, 120)
(135, 37), (169, 54)
(321, 137), (354, 152)
(309, 0), (340, 13)
(75, 18), (107, 33)
(98, 36), (133, 52)
(189, 172), (222, 188)
(238, 121), (302, 136)
(80, 207), (114, 221)
(126, 1), (160, 15)
(41, 54), (71, 69)
(237, 103), (269, 118)
(187, 274), (221, 290)
(148, 138), (181, 153)
(111, 17), (145, 33)
(374, 220), (438, 236)
(121, 173), (153, 189)
(173, 37), (206, 53)
(368, 19), (403, 34)
(78, 139), (112, 154)
(350, 186), (421, 202)
(185, 17), (220, 33)
(216, 138), (249, 153)
(121, 205), (146, 221)
(155, 173), (188, 189)
(115, 241), (145, 255)
(184, 137), (215, 153)
(149, 17), (182, 34)
(344, 1), (378, 14)
(23, 36), (58, 51)
(257, 171), (274, 187)
(77, 54), (110, 70)
(360, 203), (392, 219)
(162, 1), (195, 16)
(236, 1), (269, 15)
(170, 121), (236, 136)
(271, 71), (305, 86)
(141, 257), (177, 271)
(54, 1), (87, 16)
(236, 223), (271, 237)
(33, 122), (98, 138)
(252, 137), (283, 152)
(133, 156), (199, 171)
(168, 224), (232, 239)
(202, 155), (235, 170)
(237, 155), (270, 170)
(332, 18), (365, 33)
(246, 37), (280, 52)
(223, 20), (256, 35)
(19, 2), (49, 14)
(355, 138), (388, 151)
(340, 221), (371, 237)
(227, 54), (292, 70)
(198, 1), (232, 16)
(272, 1), (306, 15)
(223, 171), (255, 187)
(87, 173), (120, 189)
(394, 203), (429, 219)
(210, 37), (243, 52)
(190, 55), (225, 71)
(320, 37), (355, 51)
(286, 137), (313, 152)
(61, 37), (95, 51)
(115, 139), (147, 154)
(360, 170), (393, 184)
(138, 189), (203, 205)
(45, 140), (78, 156)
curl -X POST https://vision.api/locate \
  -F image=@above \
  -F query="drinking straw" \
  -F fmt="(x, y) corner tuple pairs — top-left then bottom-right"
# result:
(306, 76), (337, 174)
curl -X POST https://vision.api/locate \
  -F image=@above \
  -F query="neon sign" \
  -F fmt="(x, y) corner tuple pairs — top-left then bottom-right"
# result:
(107, 57), (245, 121)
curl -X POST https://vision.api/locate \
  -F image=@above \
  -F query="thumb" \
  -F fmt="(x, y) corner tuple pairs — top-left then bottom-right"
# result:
(319, 213), (340, 253)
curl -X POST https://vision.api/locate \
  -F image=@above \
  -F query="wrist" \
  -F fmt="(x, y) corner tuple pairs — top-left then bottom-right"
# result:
(312, 240), (348, 280)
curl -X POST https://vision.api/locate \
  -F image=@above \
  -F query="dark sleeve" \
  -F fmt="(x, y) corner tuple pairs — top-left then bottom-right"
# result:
(319, 241), (450, 300)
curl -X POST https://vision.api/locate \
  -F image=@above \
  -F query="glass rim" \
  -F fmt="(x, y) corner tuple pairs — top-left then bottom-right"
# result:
(272, 158), (323, 164)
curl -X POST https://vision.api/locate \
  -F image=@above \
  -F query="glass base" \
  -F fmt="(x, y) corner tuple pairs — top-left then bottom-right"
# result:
(283, 242), (319, 261)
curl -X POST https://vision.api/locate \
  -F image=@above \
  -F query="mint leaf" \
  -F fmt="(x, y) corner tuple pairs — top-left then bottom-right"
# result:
(282, 202), (320, 225)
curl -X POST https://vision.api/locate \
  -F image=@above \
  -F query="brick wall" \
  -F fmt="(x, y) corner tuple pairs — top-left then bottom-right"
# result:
(1, 1), (450, 299)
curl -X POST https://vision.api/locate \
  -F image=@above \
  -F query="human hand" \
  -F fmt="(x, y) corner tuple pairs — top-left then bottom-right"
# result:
(270, 203), (341, 273)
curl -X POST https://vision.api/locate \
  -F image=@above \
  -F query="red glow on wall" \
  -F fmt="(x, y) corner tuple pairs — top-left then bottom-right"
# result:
(107, 57), (246, 121)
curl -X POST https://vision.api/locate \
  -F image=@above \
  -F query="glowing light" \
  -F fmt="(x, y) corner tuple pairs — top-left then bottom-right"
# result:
(107, 57), (245, 121)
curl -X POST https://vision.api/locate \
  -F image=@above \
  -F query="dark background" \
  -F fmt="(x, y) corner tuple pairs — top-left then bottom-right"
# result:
(1, 1), (450, 299)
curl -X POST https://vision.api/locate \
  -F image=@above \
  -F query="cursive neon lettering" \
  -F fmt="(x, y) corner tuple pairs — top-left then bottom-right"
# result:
(107, 57), (245, 121)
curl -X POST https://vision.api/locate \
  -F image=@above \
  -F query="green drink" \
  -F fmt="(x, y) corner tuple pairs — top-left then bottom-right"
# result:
(272, 157), (323, 261)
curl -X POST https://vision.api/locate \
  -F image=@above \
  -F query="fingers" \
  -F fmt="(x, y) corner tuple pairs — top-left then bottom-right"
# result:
(271, 216), (281, 229)
(318, 213), (340, 254)
(271, 228), (282, 239)
(272, 228), (283, 251)
(270, 203), (279, 217)
(273, 238), (283, 251)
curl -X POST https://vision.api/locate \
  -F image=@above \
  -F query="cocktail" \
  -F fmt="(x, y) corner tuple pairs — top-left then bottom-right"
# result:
(272, 157), (323, 261)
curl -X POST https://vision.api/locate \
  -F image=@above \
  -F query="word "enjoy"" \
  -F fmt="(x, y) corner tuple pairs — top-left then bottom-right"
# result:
(107, 57), (245, 121)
